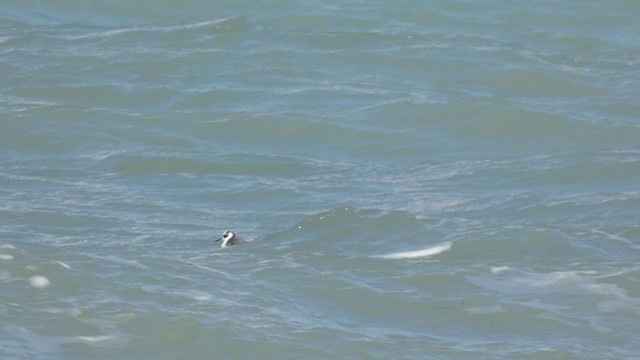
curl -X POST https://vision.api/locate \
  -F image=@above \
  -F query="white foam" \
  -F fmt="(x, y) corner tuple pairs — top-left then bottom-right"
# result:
(490, 266), (510, 274)
(194, 295), (212, 301)
(378, 241), (452, 259)
(56, 261), (72, 269)
(175, 290), (213, 302)
(529, 270), (597, 288)
(29, 276), (51, 288)
(64, 18), (232, 40)
(76, 335), (113, 342)
(0, 254), (13, 260)
(473, 269), (640, 315)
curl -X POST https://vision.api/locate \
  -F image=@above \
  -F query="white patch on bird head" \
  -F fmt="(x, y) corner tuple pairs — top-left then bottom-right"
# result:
(221, 231), (235, 248)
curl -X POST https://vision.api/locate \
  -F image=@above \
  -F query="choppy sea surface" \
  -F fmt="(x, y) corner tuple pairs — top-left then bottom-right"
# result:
(1, 1), (640, 359)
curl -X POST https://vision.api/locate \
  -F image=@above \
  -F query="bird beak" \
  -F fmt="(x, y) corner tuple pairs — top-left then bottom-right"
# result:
(215, 237), (222, 242)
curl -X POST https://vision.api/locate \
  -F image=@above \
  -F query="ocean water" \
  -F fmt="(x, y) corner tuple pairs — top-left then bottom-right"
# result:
(1, 0), (639, 358)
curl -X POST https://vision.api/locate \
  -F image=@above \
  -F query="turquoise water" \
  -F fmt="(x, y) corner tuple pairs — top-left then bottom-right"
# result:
(1, 1), (639, 359)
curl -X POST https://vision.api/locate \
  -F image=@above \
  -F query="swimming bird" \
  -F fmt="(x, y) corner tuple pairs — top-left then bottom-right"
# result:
(215, 230), (239, 248)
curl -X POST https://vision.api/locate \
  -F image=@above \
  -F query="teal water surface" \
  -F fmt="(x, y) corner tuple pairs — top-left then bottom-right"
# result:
(1, 1), (639, 359)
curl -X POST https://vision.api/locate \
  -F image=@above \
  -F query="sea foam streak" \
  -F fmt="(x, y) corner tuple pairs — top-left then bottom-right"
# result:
(378, 241), (452, 259)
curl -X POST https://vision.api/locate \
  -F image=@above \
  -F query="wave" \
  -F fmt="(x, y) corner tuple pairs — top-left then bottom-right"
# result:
(376, 241), (452, 260)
